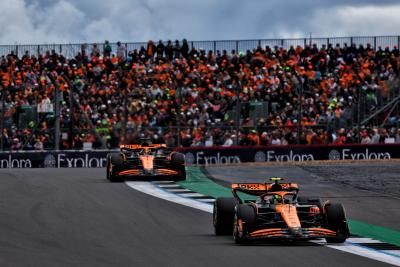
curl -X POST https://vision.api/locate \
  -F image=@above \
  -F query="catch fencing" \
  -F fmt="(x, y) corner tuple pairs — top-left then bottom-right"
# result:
(1, 35), (400, 58)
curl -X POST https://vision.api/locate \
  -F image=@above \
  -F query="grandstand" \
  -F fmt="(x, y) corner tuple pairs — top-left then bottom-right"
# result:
(1, 36), (400, 150)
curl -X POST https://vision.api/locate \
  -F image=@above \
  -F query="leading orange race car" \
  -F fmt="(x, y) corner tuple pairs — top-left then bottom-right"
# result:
(213, 178), (350, 244)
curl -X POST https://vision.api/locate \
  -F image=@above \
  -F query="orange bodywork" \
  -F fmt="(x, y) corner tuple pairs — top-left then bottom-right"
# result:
(140, 155), (154, 171)
(276, 204), (301, 228)
(231, 183), (298, 191)
(156, 169), (178, 175)
(118, 169), (140, 175)
(249, 228), (337, 238)
(120, 144), (166, 149)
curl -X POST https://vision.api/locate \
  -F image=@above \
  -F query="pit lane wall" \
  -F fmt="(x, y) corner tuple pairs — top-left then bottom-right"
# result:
(0, 144), (399, 168)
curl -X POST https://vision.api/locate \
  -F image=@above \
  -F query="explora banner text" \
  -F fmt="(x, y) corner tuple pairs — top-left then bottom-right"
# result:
(0, 144), (399, 168)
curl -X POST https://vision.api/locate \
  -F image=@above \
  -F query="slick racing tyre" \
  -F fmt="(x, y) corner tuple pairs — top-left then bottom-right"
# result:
(171, 152), (185, 165)
(108, 153), (124, 183)
(173, 165), (186, 182)
(325, 203), (350, 243)
(213, 197), (237, 236)
(171, 152), (186, 181)
(233, 204), (256, 244)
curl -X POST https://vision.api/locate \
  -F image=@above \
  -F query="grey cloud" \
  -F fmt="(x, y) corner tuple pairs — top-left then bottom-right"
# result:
(2, 0), (399, 44)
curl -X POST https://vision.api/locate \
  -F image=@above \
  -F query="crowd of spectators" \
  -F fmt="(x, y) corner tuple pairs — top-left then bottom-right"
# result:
(1, 38), (400, 150)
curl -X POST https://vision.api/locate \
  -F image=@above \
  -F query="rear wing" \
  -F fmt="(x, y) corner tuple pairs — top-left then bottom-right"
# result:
(231, 183), (299, 200)
(120, 144), (167, 150)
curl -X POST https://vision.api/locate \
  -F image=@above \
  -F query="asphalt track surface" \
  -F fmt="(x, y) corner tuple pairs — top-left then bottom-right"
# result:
(0, 168), (393, 267)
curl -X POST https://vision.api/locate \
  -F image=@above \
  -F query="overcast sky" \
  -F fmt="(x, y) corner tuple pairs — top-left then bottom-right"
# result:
(0, 0), (399, 44)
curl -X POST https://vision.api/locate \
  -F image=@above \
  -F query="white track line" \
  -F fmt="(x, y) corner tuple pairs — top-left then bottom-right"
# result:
(158, 184), (182, 188)
(329, 242), (400, 266)
(126, 181), (212, 213)
(125, 181), (400, 266)
(346, 238), (383, 244)
(166, 189), (192, 193)
(177, 192), (205, 197)
(196, 199), (216, 203)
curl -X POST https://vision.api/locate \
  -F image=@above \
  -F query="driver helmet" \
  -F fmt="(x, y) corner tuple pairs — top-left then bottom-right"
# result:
(273, 194), (283, 203)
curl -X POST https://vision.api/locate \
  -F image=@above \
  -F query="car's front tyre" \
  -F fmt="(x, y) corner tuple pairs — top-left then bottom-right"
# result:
(108, 153), (124, 183)
(213, 197), (237, 236)
(324, 203), (350, 243)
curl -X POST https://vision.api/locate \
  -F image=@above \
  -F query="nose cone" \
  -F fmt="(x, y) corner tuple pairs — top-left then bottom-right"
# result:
(140, 155), (154, 171)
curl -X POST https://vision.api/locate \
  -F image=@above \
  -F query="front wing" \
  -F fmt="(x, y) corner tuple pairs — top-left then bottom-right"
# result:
(247, 227), (338, 240)
(116, 168), (179, 177)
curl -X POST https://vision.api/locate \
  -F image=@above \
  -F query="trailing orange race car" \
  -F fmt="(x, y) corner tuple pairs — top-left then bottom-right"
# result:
(213, 178), (350, 244)
(106, 139), (186, 182)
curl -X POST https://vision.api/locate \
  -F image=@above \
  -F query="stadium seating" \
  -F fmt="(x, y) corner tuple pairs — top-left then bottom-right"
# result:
(1, 40), (400, 150)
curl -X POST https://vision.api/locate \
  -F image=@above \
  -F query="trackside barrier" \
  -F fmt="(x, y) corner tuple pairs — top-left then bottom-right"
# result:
(0, 144), (400, 168)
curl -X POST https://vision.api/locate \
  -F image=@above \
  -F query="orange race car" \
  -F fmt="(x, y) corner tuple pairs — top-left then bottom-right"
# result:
(213, 178), (350, 244)
(106, 139), (186, 182)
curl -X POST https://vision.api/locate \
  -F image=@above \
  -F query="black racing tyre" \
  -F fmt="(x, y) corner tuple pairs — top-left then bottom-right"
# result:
(325, 203), (350, 243)
(171, 152), (186, 181)
(213, 197), (237, 236)
(171, 152), (185, 165)
(234, 204), (256, 244)
(106, 157), (110, 180)
(110, 153), (124, 167)
(173, 165), (186, 182)
(108, 153), (124, 182)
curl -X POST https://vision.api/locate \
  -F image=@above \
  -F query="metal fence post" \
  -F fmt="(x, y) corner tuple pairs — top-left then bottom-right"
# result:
(54, 79), (60, 150)
(398, 36), (400, 49)
(69, 81), (74, 148)
(297, 74), (303, 144)
(235, 82), (241, 145)
(374, 37), (377, 51)
(213, 41), (216, 55)
(0, 83), (4, 151)
(177, 86), (182, 147)
(123, 85), (128, 143)
(357, 86), (362, 143)
(236, 40), (239, 53)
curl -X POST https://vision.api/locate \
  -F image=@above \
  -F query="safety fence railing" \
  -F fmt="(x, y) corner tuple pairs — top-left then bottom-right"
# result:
(1, 35), (400, 58)
(2, 121), (400, 151)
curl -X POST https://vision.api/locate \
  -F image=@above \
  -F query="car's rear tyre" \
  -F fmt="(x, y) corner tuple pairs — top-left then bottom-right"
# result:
(106, 156), (110, 180)
(325, 203), (350, 243)
(108, 153), (124, 183)
(171, 152), (186, 181)
(173, 165), (186, 181)
(233, 204), (256, 244)
(213, 197), (237, 236)
(171, 152), (185, 165)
